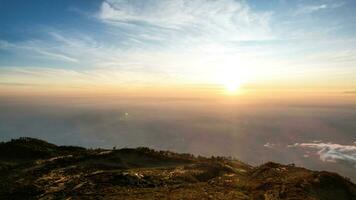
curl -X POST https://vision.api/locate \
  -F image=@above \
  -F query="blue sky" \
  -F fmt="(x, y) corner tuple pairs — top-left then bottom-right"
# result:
(0, 0), (356, 91)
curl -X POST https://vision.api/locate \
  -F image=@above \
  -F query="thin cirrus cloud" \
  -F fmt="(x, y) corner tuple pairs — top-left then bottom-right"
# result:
(97, 0), (273, 42)
(95, 0), (276, 80)
(0, 39), (78, 63)
(0, 0), (277, 87)
(294, 2), (345, 15)
(290, 142), (356, 167)
(0, 0), (355, 89)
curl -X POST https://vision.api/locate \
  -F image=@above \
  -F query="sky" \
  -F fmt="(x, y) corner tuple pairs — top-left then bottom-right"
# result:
(0, 0), (356, 181)
(1, 0), (356, 96)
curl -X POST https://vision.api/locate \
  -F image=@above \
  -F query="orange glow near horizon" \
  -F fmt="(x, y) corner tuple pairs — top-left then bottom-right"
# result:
(1, 83), (356, 105)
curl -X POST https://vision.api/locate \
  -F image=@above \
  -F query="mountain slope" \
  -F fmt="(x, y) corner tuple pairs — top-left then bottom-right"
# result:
(0, 137), (355, 200)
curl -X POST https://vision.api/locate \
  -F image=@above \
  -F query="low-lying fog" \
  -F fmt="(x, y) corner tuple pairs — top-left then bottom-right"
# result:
(0, 96), (355, 181)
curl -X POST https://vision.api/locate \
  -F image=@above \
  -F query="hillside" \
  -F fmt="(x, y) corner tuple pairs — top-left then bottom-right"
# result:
(0, 137), (355, 200)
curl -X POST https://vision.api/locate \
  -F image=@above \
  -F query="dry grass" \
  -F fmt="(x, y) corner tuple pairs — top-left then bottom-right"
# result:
(0, 138), (355, 200)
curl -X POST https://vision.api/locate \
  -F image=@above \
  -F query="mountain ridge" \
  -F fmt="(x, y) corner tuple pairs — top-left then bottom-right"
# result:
(0, 137), (355, 200)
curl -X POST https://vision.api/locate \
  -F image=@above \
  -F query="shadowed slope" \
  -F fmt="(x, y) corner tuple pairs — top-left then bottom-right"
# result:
(0, 138), (355, 200)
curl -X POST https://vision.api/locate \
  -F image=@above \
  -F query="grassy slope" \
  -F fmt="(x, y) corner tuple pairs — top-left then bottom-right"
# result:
(0, 137), (355, 200)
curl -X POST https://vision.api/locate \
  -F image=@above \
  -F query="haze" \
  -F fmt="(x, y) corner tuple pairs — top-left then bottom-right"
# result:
(0, 0), (355, 181)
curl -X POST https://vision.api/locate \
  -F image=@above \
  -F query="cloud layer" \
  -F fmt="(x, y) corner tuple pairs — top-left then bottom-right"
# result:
(291, 142), (356, 167)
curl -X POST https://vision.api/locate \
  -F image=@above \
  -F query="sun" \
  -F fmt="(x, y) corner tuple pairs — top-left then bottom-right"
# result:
(212, 56), (251, 95)
(224, 81), (241, 93)
(218, 66), (246, 94)
(222, 78), (243, 94)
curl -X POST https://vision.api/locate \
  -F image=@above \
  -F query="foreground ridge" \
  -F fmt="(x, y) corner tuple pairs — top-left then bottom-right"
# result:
(0, 137), (355, 200)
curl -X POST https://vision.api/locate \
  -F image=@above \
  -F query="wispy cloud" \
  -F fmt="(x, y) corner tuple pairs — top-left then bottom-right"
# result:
(0, 0), (355, 89)
(33, 48), (78, 63)
(97, 0), (274, 42)
(295, 2), (345, 15)
(0, 39), (78, 63)
(0, 66), (179, 87)
(264, 142), (278, 148)
(290, 142), (356, 167)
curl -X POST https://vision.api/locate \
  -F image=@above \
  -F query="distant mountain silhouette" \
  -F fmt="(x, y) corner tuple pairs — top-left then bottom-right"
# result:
(0, 137), (355, 199)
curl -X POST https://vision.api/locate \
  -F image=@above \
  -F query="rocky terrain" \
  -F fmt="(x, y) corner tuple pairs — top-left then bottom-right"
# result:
(0, 137), (355, 200)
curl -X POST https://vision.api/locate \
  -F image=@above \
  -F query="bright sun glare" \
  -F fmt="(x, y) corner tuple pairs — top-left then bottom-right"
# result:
(224, 80), (242, 93)
(218, 60), (248, 94)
